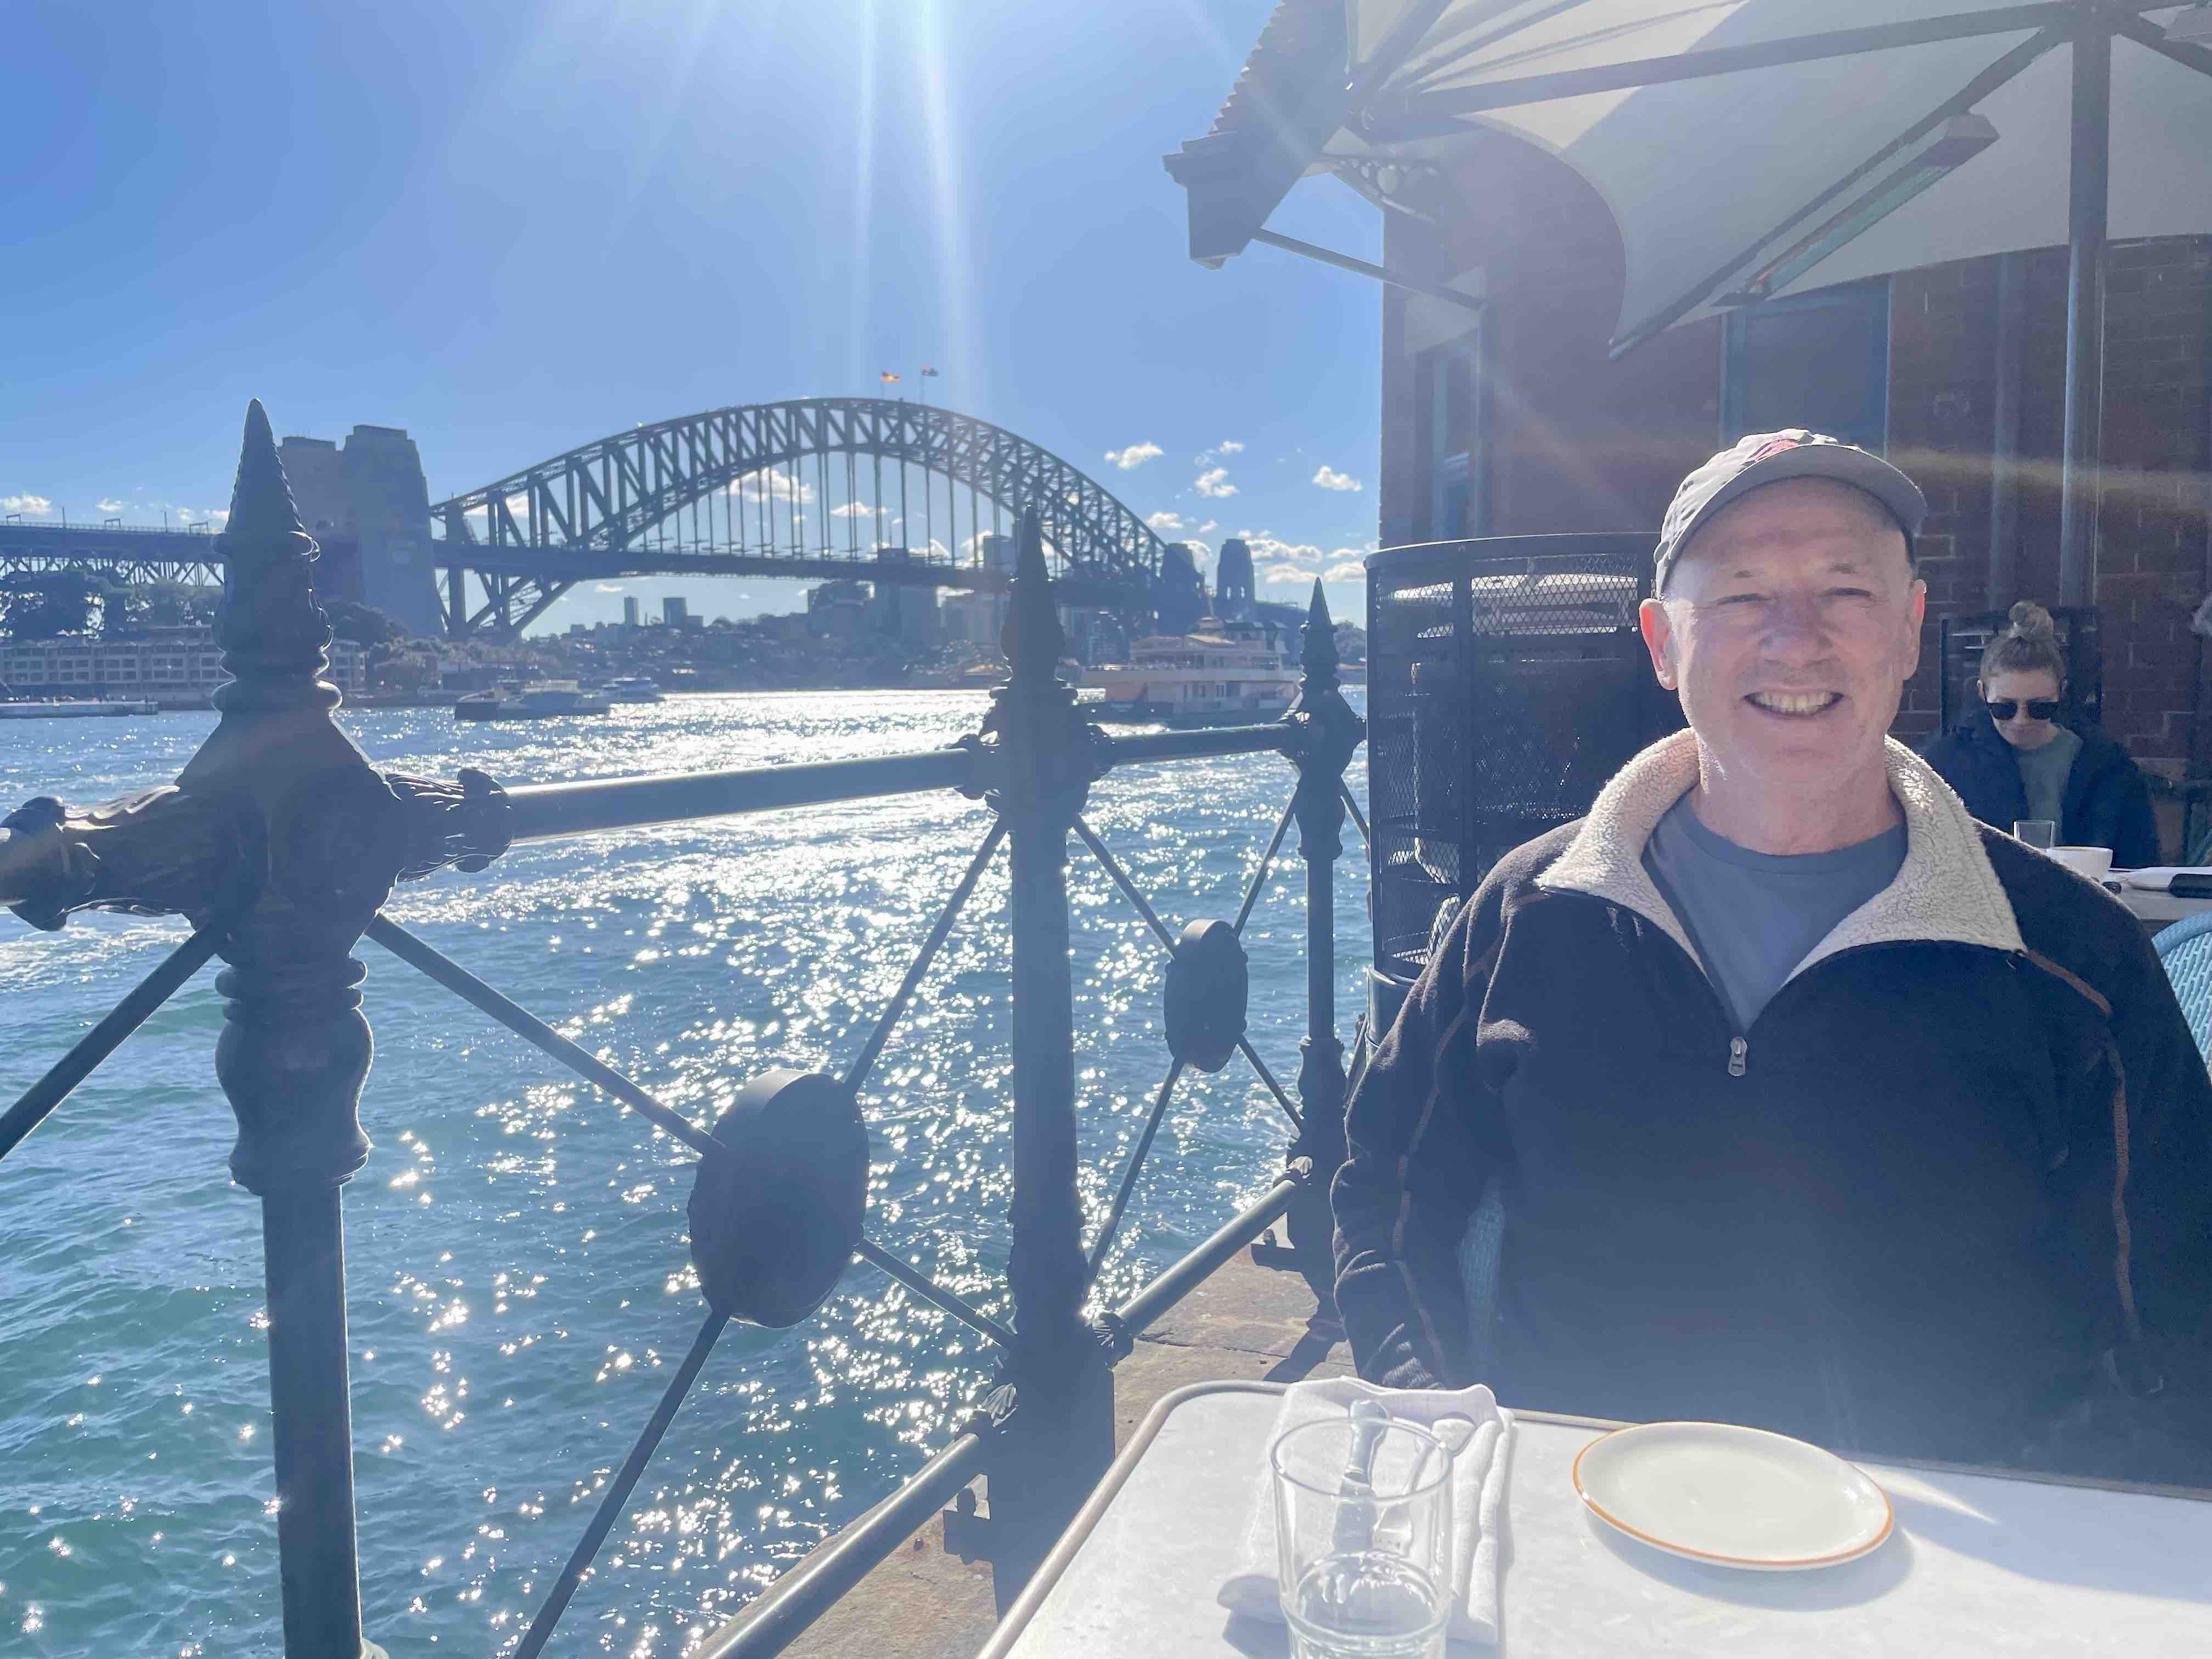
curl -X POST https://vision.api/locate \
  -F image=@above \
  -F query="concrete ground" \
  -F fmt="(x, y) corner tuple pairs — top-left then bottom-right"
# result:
(719, 1243), (1351, 1659)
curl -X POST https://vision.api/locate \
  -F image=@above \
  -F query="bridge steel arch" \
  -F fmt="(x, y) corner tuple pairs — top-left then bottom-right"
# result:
(432, 397), (1175, 636)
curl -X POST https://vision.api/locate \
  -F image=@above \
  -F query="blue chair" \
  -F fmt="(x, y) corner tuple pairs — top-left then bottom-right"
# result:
(2153, 912), (2212, 1066)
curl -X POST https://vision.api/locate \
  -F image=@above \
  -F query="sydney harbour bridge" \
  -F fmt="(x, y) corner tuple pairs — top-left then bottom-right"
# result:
(0, 397), (1221, 641)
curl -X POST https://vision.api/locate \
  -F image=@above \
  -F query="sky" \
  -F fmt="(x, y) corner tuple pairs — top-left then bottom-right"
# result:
(2, 0), (1386, 632)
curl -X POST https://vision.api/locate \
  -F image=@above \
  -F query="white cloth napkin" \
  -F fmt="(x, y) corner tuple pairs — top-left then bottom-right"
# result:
(1217, 1377), (1514, 1648)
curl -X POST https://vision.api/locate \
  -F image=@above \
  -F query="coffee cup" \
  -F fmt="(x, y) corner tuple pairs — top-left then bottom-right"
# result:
(2047, 845), (2113, 881)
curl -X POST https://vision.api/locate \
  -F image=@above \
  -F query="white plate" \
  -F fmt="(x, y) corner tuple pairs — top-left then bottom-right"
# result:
(1572, 1421), (1893, 1571)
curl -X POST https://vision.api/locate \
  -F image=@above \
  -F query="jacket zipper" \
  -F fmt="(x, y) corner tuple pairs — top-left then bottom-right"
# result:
(1728, 1035), (1747, 1078)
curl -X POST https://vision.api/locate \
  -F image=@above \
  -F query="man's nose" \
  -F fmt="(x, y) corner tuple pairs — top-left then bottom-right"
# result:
(1757, 594), (1833, 659)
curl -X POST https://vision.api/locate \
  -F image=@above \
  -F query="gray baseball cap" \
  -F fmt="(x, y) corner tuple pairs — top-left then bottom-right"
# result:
(1654, 429), (1927, 594)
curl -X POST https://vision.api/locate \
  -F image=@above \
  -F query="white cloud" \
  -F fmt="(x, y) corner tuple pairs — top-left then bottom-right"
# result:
(1194, 468), (1237, 499)
(1246, 533), (1323, 564)
(173, 507), (228, 527)
(1217, 440), (1245, 455)
(1262, 563), (1318, 586)
(2, 493), (54, 517)
(1105, 442), (1163, 471)
(1199, 520), (1217, 533)
(729, 471), (815, 504)
(1324, 561), (1367, 584)
(1146, 509), (1189, 533)
(1312, 466), (1364, 492)
(830, 501), (875, 518)
(97, 498), (127, 514)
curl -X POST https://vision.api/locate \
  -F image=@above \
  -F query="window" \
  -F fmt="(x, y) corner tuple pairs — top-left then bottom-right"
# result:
(1419, 314), (1487, 540)
(1722, 281), (1890, 451)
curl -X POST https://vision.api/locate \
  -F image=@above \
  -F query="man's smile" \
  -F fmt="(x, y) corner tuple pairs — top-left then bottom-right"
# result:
(1745, 690), (1844, 717)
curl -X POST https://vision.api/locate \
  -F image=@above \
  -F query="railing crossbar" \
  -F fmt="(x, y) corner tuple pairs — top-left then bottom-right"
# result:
(840, 821), (1005, 1098)
(1083, 1058), (1186, 1286)
(0, 926), (221, 1166)
(853, 1237), (1017, 1348)
(1236, 1037), (1304, 1133)
(364, 915), (723, 1162)
(514, 1310), (730, 1659)
(1232, 796), (1298, 936)
(1072, 817), (1177, 952)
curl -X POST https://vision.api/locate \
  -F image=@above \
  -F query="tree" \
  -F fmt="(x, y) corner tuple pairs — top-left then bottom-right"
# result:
(115, 580), (221, 632)
(325, 599), (402, 647)
(1, 571), (104, 640)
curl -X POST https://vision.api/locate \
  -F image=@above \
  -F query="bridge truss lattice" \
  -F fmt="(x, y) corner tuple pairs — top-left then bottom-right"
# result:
(432, 397), (1175, 636)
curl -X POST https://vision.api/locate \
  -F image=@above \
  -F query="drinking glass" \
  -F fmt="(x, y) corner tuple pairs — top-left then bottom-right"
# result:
(2014, 820), (2057, 849)
(1272, 1413), (1453, 1659)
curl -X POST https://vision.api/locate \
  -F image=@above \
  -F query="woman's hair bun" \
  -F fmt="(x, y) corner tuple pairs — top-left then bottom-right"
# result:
(2007, 600), (2057, 640)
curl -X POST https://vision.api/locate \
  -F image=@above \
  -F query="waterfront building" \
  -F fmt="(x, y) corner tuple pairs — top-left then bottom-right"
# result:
(1167, 3), (2212, 775)
(807, 579), (872, 639)
(0, 624), (365, 704)
(662, 595), (689, 628)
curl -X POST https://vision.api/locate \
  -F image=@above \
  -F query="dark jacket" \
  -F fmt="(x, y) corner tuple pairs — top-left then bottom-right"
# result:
(1334, 733), (2212, 1477)
(1920, 707), (2159, 867)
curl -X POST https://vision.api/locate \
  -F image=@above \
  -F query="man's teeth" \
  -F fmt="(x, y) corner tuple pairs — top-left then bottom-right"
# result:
(1750, 691), (1838, 715)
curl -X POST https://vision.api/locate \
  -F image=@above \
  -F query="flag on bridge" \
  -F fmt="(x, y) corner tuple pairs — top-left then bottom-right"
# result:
(919, 366), (939, 377)
(879, 371), (900, 383)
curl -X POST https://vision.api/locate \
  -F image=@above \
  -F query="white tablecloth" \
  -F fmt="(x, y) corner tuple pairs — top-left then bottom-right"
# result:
(981, 1382), (2212, 1658)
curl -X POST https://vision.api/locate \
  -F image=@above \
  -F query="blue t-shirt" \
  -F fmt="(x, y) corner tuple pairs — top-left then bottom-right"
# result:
(1641, 794), (1908, 1034)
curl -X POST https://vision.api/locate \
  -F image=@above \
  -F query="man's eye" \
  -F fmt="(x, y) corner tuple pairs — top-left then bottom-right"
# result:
(1714, 593), (1764, 606)
(1825, 588), (1875, 600)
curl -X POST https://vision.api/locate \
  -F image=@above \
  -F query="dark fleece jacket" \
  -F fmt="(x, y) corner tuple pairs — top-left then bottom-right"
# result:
(1333, 732), (2212, 1476)
(1920, 707), (2159, 867)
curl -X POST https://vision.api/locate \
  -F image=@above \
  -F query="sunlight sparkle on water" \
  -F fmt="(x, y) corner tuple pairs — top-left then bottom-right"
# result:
(0, 690), (1368, 1655)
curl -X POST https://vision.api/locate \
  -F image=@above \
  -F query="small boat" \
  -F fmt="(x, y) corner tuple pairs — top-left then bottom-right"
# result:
(453, 681), (612, 721)
(0, 697), (161, 719)
(606, 676), (665, 703)
(1082, 618), (1300, 727)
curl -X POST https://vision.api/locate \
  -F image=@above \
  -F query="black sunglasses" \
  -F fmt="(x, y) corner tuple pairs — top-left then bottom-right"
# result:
(1986, 697), (2061, 721)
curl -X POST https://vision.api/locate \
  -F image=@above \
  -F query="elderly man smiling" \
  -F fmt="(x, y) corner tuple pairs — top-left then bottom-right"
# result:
(1334, 431), (2212, 1480)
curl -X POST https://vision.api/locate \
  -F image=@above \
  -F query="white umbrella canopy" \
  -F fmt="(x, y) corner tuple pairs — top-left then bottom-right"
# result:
(1327, 1), (2212, 348)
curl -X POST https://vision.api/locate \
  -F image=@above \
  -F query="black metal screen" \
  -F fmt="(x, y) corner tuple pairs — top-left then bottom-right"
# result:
(1368, 534), (1679, 986)
(1937, 608), (2103, 735)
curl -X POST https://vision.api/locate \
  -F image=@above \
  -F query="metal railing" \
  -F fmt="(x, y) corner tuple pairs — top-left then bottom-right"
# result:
(0, 401), (1367, 1659)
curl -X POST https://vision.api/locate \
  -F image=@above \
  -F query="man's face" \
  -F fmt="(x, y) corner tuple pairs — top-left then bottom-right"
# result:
(1639, 478), (1925, 792)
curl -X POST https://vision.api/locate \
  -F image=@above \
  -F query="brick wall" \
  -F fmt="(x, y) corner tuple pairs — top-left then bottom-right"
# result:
(1381, 133), (2212, 765)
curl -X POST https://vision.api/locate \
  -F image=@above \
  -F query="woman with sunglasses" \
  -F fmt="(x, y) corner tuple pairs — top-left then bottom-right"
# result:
(1920, 601), (2159, 867)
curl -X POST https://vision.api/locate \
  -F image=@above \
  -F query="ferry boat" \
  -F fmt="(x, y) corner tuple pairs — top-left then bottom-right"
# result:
(606, 675), (665, 703)
(1082, 618), (1299, 727)
(452, 680), (612, 720)
(0, 695), (160, 719)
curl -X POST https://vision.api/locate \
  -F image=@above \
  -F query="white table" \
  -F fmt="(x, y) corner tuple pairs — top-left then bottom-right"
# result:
(981, 1381), (2212, 1658)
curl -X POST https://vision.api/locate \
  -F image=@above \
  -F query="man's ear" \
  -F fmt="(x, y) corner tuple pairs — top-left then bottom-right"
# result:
(1903, 577), (1927, 680)
(1639, 596), (1678, 691)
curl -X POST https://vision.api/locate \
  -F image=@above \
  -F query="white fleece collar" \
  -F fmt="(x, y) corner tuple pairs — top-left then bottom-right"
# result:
(1538, 728), (2024, 978)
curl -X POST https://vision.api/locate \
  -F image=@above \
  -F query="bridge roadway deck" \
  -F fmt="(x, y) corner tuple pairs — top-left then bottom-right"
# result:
(726, 1246), (1350, 1659)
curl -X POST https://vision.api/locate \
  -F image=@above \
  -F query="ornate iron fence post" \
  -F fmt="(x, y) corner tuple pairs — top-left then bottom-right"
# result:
(0, 403), (513, 1658)
(187, 404), (408, 1658)
(971, 506), (1114, 1605)
(1283, 582), (1364, 1274)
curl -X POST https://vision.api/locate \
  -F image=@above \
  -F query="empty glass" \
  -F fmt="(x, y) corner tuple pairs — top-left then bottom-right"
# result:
(2015, 819), (2057, 849)
(1272, 1409), (1453, 1659)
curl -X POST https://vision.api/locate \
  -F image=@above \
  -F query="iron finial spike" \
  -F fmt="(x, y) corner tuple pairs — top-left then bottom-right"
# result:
(195, 400), (333, 720)
(224, 398), (310, 549)
(1301, 579), (1338, 681)
(1000, 504), (1065, 685)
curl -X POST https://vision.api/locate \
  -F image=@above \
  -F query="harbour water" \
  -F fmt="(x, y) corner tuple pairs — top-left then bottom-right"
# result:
(0, 688), (1369, 1656)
